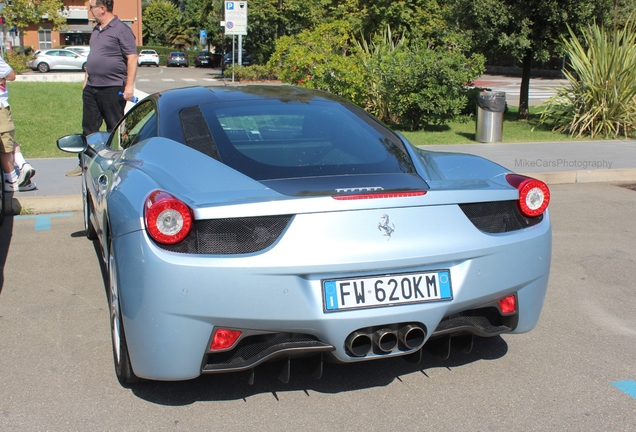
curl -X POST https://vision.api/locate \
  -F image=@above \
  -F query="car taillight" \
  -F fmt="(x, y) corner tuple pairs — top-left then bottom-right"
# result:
(506, 174), (550, 217)
(144, 190), (193, 244)
(210, 329), (242, 351)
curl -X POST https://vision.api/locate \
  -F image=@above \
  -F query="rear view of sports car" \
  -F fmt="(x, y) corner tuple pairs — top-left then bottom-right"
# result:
(57, 85), (551, 385)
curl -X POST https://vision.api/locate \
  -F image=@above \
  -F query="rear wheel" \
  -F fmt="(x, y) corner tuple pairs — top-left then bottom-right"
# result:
(108, 239), (139, 385)
(81, 62), (87, 72)
(37, 62), (50, 73)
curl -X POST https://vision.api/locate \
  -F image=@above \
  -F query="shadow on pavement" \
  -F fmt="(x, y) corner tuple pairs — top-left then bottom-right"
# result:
(127, 335), (508, 405)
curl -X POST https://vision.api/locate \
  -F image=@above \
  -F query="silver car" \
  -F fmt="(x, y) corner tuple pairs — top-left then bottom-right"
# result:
(29, 49), (87, 73)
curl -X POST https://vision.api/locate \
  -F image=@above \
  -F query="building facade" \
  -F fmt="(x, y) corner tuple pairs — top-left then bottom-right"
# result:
(16, 0), (142, 51)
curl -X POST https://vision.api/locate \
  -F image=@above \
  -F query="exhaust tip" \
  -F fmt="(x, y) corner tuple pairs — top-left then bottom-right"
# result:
(373, 328), (398, 353)
(346, 331), (372, 357)
(399, 324), (426, 350)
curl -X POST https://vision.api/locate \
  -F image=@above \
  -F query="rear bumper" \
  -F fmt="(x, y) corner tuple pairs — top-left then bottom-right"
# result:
(113, 208), (551, 380)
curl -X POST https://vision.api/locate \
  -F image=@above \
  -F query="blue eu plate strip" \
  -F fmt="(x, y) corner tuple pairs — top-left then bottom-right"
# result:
(439, 271), (451, 299)
(324, 281), (339, 311)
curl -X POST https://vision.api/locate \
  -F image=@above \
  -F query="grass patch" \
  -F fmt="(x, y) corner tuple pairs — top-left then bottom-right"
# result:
(8, 82), (84, 159)
(399, 106), (610, 146)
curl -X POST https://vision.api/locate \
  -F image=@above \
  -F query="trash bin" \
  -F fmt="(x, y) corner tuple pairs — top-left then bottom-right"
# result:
(475, 91), (506, 142)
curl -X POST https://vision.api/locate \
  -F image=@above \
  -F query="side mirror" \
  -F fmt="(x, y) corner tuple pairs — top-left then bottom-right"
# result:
(57, 134), (87, 153)
(57, 134), (96, 158)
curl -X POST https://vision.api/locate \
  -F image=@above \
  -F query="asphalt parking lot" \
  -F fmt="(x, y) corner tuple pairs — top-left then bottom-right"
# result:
(0, 182), (635, 430)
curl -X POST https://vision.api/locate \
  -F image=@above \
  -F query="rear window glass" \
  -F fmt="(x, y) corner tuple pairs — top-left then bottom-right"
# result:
(197, 100), (415, 180)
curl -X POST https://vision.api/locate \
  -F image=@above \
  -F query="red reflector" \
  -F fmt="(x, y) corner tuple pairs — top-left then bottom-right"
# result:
(332, 191), (427, 200)
(210, 329), (242, 351)
(498, 295), (517, 314)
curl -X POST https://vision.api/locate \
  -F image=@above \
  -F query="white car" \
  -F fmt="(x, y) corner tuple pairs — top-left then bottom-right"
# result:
(66, 46), (90, 57)
(28, 49), (87, 73)
(137, 49), (160, 67)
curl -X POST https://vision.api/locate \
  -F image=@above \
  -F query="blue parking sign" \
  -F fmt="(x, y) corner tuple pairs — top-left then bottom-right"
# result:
(226, 2), (234, 10)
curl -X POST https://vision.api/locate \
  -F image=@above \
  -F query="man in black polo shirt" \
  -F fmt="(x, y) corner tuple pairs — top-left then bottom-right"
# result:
(66, 0), (137, 176)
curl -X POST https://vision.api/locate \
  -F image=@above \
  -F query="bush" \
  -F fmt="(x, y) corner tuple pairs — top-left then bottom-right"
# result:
(539, 17), (636, 138)
(268, 21), (370, 108)
(374, 43), (485, 130)
(229, 64), (279, 81)
(5, 52), (32, 74)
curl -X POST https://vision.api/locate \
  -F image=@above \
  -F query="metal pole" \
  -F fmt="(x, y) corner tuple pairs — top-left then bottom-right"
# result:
(232, 35), (235, 83)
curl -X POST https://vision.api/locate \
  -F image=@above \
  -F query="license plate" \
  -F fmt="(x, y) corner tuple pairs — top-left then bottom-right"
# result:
(323, 270), (452, 312)
(202, 60), (208, 63)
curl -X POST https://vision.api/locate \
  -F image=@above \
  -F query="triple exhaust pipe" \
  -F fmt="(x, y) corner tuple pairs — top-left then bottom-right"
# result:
(345, 323), (426, 357)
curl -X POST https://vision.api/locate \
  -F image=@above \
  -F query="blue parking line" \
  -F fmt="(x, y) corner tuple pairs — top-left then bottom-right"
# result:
(612, 380), (636, 400)
(14, 213), (74, 231)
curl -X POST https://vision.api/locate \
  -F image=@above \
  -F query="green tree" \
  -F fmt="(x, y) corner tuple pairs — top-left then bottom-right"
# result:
(444, 0), (609, 120)
(142, 0), (180, 46)
(2, 0), (67, 54)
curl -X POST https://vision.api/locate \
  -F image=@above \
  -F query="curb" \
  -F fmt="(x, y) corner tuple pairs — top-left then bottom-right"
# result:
(7, 194), (82, 215)
(5, 168), (636, 215)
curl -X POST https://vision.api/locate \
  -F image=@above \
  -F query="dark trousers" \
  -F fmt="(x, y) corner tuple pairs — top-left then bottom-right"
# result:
(82, 85), (126, 135)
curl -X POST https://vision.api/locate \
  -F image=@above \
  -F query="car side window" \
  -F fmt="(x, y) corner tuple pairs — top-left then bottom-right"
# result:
(110, 100), (157, 150)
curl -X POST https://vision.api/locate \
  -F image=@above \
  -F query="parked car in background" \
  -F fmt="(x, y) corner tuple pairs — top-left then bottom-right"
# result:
(194, 51), (222, 68)
(65, 46), (90, 57)
(56, 85), (552, 384)
(137, 49), (160, 67)
(222, 51), (253, 66)
(28, 49), (87, 73)
(166, 51), (189, 67)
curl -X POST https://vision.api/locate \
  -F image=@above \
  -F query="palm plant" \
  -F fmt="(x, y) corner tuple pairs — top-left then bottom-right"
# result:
(539, 15), (636, 138)
(354, 26), (405, 123)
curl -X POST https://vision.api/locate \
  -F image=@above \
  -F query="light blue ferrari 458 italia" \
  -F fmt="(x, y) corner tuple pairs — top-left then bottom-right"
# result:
(57, 85), (551, 385)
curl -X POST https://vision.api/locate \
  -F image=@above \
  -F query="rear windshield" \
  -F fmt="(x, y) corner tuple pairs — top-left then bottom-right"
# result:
(196, 99), (415, 181)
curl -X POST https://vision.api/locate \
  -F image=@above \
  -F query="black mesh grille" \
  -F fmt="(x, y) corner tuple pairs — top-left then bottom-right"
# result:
(459, 200), (543, 233)
(156, 215), (292, 254)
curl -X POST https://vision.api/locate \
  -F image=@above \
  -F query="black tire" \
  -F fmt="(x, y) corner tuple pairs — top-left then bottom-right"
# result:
(37, 62), (50, 73)
(81, 62), (87, 72)
(108, 239), (139, 385)
(83, 185), (97, 240)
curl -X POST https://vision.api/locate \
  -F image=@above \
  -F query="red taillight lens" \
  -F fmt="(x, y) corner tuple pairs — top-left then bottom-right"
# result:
(144, 190), (193, 244)
(210, 329), (242, 351)
(498, 294), (517, 314)
(506, 174), (550, 217)
(332, 191), (427, 200)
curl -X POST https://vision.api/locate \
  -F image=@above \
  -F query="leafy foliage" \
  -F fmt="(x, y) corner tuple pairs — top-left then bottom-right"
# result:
(374, 43), (485, 130)
(270, 22), (485, 130)
(539, 16), (636, 138)
(268, 21), (370, 108)
(142, 0), (181, 47)
(4, 52), (31, 74)
(2, 0), (67, 54)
